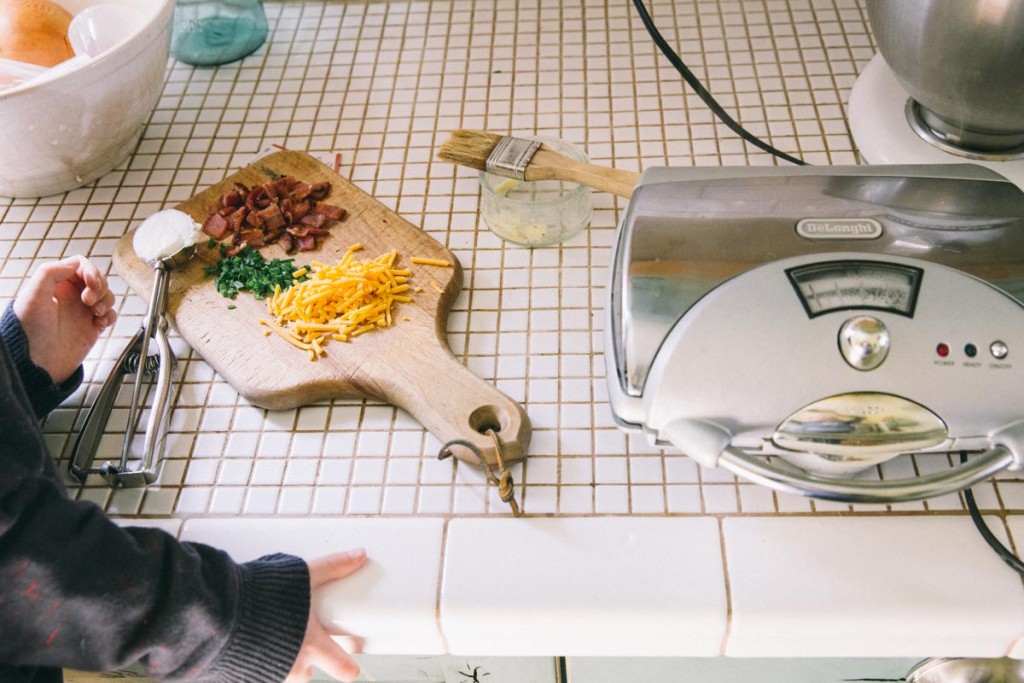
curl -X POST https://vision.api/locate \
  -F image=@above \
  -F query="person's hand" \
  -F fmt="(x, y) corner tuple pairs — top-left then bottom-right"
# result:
(286, 548), (368, 683)
(12, 255), (117, 384)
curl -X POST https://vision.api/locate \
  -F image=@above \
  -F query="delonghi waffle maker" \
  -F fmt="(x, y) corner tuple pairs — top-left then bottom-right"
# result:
(607, 164), (1024, 503)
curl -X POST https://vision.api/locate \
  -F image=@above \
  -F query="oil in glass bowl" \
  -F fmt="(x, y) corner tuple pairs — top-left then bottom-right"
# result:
(479, 137), (593, 248)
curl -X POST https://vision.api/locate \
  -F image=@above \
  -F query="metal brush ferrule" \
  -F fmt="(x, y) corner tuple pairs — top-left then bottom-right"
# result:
(485, 136), (542, 180)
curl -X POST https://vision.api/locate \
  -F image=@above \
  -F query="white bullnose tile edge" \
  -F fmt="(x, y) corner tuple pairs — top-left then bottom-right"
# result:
(724, 516), (1024, 658)
(180, 517), (446, 655)
(441, 517), (727, 657)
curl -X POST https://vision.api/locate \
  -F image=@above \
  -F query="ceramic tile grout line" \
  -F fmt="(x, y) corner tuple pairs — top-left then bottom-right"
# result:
(68, 210), (199, 487)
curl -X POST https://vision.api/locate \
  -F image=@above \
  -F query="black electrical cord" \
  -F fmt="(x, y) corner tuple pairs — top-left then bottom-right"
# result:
(960, 452), (1024, 574)
(631, 0), (808, 166)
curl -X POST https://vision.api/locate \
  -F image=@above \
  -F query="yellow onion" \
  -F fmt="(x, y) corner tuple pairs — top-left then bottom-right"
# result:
(0, 0), (74, 67)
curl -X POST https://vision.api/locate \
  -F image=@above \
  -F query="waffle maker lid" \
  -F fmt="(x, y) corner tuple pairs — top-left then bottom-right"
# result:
(607, 164), (1024, 502)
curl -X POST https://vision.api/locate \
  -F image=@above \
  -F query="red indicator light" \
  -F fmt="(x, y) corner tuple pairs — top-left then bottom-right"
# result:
(936, 343), (949, 358)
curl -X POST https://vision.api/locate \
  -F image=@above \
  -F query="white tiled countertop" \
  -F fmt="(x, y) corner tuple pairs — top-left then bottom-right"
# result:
(3, 0), (1024, 660)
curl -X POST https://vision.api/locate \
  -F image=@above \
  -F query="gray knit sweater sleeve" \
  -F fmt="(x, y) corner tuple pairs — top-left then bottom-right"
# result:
(0, 304), (310, 682)
(0, 305), (82, 419)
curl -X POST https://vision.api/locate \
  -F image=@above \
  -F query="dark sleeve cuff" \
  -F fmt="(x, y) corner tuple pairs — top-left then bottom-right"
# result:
(1, 304), (83, 419)
(200, 553), (310, 683)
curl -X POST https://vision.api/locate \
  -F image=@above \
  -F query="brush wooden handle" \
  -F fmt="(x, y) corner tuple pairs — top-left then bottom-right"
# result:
(525, 148), (639, 198)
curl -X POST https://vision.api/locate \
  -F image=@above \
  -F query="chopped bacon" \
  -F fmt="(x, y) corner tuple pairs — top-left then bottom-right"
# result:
(203, 175), (346, 253)
(292, 200), (312, 221)
(252, 204), (286, 231)
(202, 212), (230, 239)
(299, 212), (327, 228)
(225, 242), (247, 257)
(227, 206), (248, 233)
(279, 197), (294, 223)
(221, 189), (245, 208)
(263, 182), (279, 202)
(318, 204), (345, 221)
(309, 182), (330, 200)
(246, 185), (272, 212)
(287, 225), (330, 238)
(272, 176), (297, 196)
(289, 182), (313, 203)
(238, 229), (266, 247)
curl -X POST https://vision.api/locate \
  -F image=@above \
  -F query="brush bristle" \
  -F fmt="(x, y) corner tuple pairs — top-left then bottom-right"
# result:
(436, 129), (505, 171)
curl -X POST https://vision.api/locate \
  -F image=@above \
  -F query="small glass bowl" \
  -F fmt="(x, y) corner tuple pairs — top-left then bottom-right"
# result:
(479, 137), (593, 247)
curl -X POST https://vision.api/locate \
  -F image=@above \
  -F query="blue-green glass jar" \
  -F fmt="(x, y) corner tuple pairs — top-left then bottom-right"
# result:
(171, 0), (268, 66)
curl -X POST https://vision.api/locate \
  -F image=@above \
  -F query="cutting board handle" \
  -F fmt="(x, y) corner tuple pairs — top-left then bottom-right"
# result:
(361, 345), (531, 468)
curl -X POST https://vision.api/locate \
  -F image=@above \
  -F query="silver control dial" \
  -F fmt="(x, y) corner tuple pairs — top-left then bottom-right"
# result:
(839, 316), (890, 370)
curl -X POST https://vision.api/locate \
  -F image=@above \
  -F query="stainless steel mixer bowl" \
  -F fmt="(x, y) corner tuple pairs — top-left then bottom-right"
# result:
(866, 0), (1024, 155)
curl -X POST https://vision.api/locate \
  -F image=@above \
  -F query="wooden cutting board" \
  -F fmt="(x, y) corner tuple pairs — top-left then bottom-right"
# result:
(113, 151), (530, 467)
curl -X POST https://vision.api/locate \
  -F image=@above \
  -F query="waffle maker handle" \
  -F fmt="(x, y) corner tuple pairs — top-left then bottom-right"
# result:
(661, 419), (1024, 504)
(718, 445), (1013, 504)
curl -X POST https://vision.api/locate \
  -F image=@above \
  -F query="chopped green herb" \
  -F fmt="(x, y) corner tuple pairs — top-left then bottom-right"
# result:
(227, 304), (237, 310)
(204, 245), (306, 299)
(207, 237), (218, 249)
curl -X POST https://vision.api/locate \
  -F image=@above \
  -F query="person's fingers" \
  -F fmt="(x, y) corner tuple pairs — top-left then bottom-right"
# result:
(94, 309), (118, 330)
(32, 255), (114, 323)
(92, 289), (116, 317)
(29, 260), (84, 299)
(284, 664), (313, 683)
(72, 256), (108, 307)
(292, 551), (366, 682)
(26, 256), (107, 305)
(308, 624), (360, 682)
(308, 549), (367, 588)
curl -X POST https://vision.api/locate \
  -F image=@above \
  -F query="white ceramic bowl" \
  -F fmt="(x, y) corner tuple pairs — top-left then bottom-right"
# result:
(68, 3), (149, 58)
(0, 0), (173, 198)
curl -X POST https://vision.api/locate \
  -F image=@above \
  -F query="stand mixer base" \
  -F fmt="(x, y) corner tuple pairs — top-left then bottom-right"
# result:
(849, 54), (1024, 190)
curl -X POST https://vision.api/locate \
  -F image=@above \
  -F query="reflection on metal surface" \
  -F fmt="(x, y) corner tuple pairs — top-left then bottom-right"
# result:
(865, 0), (1024, 153)
(772, 393), (948, 461)
(787, 260), (922, 318)
(611, 166), (1024, 398)
(907, 99), (1024, 161)
(906, 657), (1024, 683)
(838, 316), (890, 370)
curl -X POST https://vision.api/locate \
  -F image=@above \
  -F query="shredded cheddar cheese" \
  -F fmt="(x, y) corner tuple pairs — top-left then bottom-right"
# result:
(259, 318), (313, 351)
(410, 256), (452, 267)
(265, 245), (413, 360)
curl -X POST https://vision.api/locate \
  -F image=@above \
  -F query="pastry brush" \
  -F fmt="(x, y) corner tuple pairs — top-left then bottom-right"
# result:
(437, 130), (639, 199)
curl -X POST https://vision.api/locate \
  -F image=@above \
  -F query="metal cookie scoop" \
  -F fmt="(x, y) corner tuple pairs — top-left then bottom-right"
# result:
(69, 210), (199, 487)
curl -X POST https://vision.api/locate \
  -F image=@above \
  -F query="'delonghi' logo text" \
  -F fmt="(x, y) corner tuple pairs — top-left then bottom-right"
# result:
(795, 218), (883, 240)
